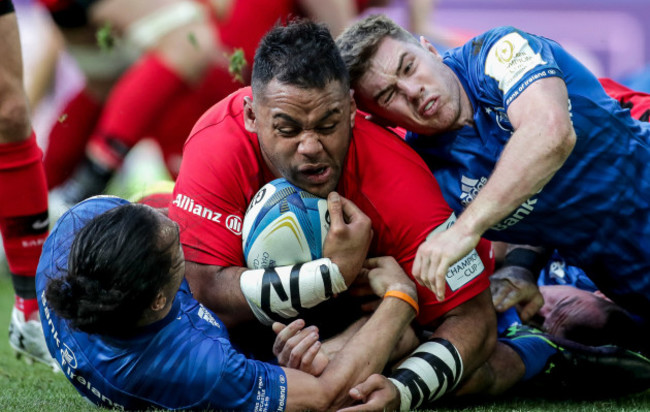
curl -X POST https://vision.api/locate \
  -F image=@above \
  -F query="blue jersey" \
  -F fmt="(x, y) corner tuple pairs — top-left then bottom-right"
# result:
(406, 26), (650, 319)
(36, 196), (287, 411)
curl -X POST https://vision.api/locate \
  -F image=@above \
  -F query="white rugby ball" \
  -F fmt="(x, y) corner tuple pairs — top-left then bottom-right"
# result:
(242, 178), (330, 269)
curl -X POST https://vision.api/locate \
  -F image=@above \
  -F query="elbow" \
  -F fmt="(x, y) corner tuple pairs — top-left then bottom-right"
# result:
(558, 126), (576, 161)
(547, 113), (577, 164)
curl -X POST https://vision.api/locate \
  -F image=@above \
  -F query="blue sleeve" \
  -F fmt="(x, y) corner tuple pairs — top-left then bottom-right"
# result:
(207, 342), (288, 412)
(448, 26), (564, 110)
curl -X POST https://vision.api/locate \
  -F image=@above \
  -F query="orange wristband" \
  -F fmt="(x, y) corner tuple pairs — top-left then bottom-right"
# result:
(384, 290), (419, 316)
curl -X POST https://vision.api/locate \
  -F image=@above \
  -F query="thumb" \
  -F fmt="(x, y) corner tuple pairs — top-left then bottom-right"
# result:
(349, 386), (365, 401)
(327, 191), (344, 228)
(349, 374), (382, 399)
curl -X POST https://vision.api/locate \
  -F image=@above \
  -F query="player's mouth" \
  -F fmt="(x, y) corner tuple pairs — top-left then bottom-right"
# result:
(298, 164), (331, 184)
(419, 97), (438, 117)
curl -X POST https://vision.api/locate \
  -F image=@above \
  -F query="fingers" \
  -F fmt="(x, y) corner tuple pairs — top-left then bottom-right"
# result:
(363, 257), (382, 270)
(490, 281), (511, 311)
(518, 293), (544, 322)
(349, 374), (384, 398)
(414, 243), (447, 301)
(412, 245), (425, 281)
(327, 191), (344, 228)
(338, 374), (388, 412)
(298, 340), (322, 372)
(273, 322), (321, 369)
(338, 193), (362, 221)
(327, 192), (369, 229)
(272, 321), (288, 335)
(434, 263), (447, 301)
(272, 319), (304, 357)
(364, 256), (398, 271)
(495, 286), (522, 312)
(339, 196), (372, 237)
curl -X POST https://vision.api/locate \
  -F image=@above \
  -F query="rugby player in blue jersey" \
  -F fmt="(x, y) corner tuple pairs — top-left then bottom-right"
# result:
(36, 195), (419, 411)
(336, 14), (650, 409)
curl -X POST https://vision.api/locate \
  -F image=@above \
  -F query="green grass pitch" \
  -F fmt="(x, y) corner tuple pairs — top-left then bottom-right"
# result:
(2, 264), (650, 411)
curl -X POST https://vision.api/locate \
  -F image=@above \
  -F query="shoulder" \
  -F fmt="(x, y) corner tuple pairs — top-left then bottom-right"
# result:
(346, 115), (452, 232)
(351, 114), (438, 180)
(185, 87), (254, 149)
(177, 86), (261, 188)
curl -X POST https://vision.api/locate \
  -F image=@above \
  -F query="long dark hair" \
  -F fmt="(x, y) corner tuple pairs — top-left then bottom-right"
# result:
(45, 204), (176, 336)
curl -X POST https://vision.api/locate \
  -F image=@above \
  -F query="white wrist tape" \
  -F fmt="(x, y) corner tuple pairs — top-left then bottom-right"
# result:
(240, 258), (347, 325)
(388, 338), (464, 411)
(124, 1), (205, 51)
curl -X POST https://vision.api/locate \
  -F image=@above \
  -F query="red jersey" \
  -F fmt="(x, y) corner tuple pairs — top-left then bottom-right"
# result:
(170, 87), (493, 326)
(600, 77), (650, 121)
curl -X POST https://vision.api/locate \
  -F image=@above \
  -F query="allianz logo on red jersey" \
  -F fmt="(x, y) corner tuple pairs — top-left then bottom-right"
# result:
(172, 194), (242, 235)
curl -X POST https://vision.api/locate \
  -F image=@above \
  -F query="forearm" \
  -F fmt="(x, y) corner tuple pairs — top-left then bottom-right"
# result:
(184, 261), (253, 327)
(457, 124), (574, 238)
(430, 289), (496, 377)
(390, 290), (496, 410)
(321, 283), (417, 409)
(320, 316), (420, 366)
(283, 282), (417, 411)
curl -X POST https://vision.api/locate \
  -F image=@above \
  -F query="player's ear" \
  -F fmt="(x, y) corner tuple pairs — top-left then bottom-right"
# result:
(420, 36), (440, 57)
(151, 291), (167, 312)
(365, 113), (398, 130)
(349, 89), (357, 128)
(243, 96), (257, 133)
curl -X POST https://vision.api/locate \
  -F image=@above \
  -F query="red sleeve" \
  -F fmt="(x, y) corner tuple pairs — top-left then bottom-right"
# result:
(343, 115), (494, 326)
(600, 77), (650, 121)
(169, 89), (269, 267)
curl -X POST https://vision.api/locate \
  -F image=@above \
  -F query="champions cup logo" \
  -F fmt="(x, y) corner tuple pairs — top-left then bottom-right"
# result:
(495, 40), (514, 63)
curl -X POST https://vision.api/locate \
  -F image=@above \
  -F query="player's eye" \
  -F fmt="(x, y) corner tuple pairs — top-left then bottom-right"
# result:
(383, 90), (394, 105)
(277, 126), (300, 137)
(404, 61), (413, 74)
(316, 123), (337, 134)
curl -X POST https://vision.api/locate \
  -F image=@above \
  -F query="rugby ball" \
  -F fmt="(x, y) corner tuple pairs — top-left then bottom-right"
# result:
(242, 178), (330, 269)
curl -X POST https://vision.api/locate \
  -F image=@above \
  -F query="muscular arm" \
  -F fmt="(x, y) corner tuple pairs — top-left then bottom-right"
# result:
(342, 288), (497, 411)
(283, 283), (417, 411)
(429, 288), (496, 382)
(456, 76), (576, 238)
(185, 262), (253, 328)
(417, 77), (576, 299)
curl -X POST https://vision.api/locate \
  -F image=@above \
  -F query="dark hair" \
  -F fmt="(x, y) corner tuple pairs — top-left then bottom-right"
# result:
(336, 14), (419, 88)
(45, 204), (176, 336)
(251, 18), (350, 98)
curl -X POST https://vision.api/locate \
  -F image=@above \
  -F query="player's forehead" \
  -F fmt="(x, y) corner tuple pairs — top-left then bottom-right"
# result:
(256, 79), (349, 116)
(358, 38), (411, 96)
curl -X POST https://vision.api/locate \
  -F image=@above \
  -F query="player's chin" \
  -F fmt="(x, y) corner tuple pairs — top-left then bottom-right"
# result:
(294, 171), (338, 198)
(299, 181), (334, 199)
